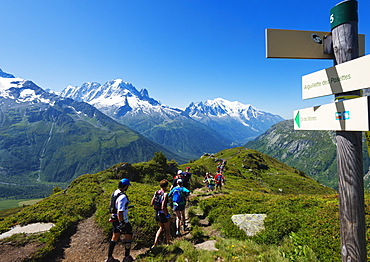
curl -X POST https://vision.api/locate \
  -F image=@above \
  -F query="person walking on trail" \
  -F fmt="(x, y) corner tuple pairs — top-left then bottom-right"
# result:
(203, 173), (215, 192)
(150, 179), (171, 248)
(106, 178), (134, 262)
(170, 170), (183, 190)
(214, 173), (225, 191)
(168, 179), (190, 236)
(182, 166), (192, 190)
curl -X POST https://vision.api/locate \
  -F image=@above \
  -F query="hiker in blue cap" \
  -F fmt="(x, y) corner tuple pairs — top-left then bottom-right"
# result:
(105, 178), (134, 262)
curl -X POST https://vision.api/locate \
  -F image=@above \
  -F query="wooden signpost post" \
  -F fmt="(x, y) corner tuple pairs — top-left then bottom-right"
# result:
(267, 1), (366, 261)
(330, 1), (366, 261)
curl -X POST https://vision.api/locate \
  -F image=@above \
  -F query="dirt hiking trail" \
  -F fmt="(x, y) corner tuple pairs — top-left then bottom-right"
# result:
(0, 187), (223, 262)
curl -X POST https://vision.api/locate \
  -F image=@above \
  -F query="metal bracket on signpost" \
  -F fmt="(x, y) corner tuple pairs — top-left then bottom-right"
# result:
(323, 34), (333, 54)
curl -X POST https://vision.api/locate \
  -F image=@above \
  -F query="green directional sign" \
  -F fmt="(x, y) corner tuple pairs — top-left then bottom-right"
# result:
(293, 96), (370, 131)
(295, 111), (300, 128)
(330, 0), (358, 29)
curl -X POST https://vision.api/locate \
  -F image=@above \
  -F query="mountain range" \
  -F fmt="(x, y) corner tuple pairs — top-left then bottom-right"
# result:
(60, 80), (284, 158)
(0, 68), (283, 198)
(0, 70), (182, 194)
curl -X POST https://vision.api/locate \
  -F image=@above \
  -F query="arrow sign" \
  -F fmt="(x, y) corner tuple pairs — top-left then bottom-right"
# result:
(293, 96), (370, 131)
(294, 111), (300, 128)
(302, 54), (370, 100)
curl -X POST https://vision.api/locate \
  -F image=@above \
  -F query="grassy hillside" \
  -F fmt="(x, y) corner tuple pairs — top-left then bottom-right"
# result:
(1, 147), (369, 262)
(246, 119), (370, 190)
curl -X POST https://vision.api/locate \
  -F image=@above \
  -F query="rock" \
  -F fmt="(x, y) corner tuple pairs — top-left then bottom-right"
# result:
(194, 240), (218, 251)
(0, 223), (55, 240)
(231, 214), (266, 236)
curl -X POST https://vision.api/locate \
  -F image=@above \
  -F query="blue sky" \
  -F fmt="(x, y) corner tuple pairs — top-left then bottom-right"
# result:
(2, 0), (369, 119)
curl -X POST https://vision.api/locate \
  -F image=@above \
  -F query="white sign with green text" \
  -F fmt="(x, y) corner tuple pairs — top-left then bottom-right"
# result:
(302, 54), (370, 100)
(294, 96), (370, 131)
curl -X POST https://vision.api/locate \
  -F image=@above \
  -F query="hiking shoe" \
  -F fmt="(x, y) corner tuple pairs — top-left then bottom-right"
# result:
(176, 230), (181, 237)
(105, 257), (120, 262)
(122, 255), (135, 262)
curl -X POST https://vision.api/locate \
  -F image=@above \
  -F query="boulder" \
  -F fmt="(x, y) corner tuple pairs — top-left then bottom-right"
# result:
(231, 214), (266, 236)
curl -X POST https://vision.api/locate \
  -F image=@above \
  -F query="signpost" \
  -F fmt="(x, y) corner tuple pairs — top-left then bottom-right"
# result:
(330, 1), (366, 261)
(267, 1), (366, 261)
(265, 28), (364, 59)
(302, 54), (370, 100)
(293, 96), (370, 131)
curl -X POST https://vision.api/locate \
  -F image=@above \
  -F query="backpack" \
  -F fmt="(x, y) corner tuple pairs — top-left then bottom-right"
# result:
(153, 190), (164, 211)
(172, 187), (185, 204)
(109, 191), (124, 214)
(182, 172), (191, 185)
(208, 178), (215, 185)
(216, 174), (223, 184)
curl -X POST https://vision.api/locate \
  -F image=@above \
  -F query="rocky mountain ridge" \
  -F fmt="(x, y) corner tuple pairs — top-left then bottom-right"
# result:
(0, 69), (183, 198)
(60, 79), (284, 157)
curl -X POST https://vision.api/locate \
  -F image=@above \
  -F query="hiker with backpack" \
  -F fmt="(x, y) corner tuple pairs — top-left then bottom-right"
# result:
(106, 178), (134, 262)
(150, 179), (171, 248)
(168, 179), (190, 236)
(170, 170), (183, 190)
(214, 173), (225, 191)
(203, 173), (215, 192)
(182, 166), (192, 190)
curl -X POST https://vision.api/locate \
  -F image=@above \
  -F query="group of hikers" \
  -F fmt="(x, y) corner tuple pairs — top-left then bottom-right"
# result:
(105, 167), (192, 262)
(203, 160), (226, 192)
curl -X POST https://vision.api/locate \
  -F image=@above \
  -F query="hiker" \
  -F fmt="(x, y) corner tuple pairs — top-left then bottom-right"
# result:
(204, 173), (215, 191)
(182, 166), (192, 190)
(203, 173), (210, 188)
(170, 170), (183, 190)
(214, 173), (225, 191)
(168, 179), (190, 236)
(106, 178), (134, 262)
(150, 179), (171, 248)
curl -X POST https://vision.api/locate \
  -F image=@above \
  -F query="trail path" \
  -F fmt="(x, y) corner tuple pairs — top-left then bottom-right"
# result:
(52, 187), (221, 261)
(0, 187), (223, 262)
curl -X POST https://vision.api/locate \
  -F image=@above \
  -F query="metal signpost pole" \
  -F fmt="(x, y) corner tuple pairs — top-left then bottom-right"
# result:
(331, 1), (366, 261)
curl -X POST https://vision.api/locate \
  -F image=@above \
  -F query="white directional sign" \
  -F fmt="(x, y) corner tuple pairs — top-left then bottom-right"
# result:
(293, 96), (370, 131)
(302, 54), (370, 100)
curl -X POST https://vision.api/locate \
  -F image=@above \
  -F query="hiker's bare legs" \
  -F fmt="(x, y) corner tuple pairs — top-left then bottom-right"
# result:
(180, 209), (186, 229)
(153, 222), (164, 247)
(153, 221), (170, 246)
(163, 220), (171, 243)
(175, 210), (181, 231)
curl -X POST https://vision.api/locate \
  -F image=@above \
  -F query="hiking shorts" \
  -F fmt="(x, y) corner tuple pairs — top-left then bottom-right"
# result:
(155, 212), (169, 223)
(208, 184), (215, 190)
(112, 220), (133, 235)
(173, 204), (185, 211)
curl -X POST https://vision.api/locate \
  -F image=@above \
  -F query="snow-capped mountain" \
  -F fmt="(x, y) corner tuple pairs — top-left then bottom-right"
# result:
(61, 80), (168, 118)
(60, 80), (284, 152)
(0, 68), (182, 189)
(0, 75), (55, 105)
(60, 80), (234, 159)
(187, 98), (269, 120)
(185, 98), (284, 144)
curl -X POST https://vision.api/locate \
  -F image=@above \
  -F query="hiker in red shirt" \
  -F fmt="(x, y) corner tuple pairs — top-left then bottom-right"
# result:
(214, 173), (225, 191)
